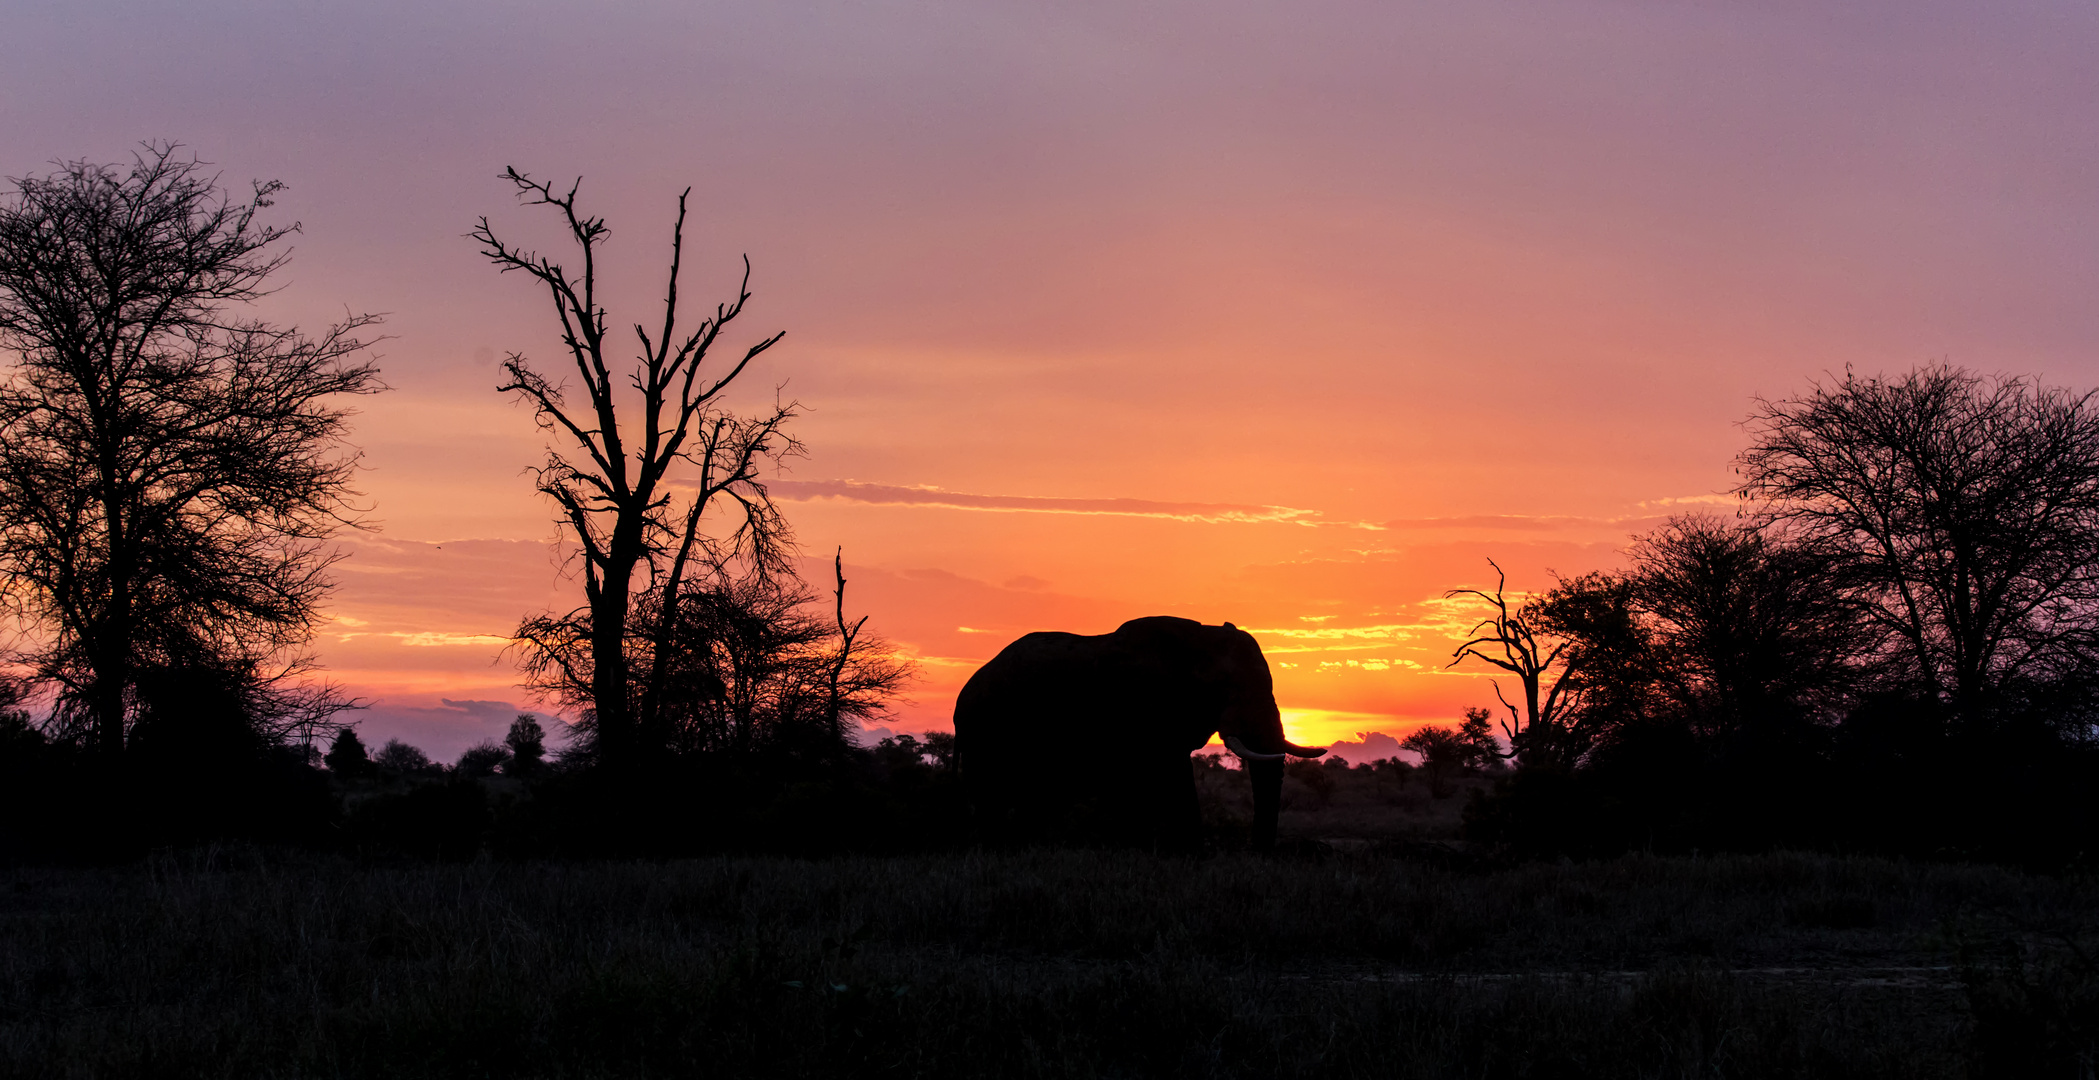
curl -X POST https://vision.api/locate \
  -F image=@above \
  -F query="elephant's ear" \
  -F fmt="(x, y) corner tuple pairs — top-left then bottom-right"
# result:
(1223, 621), (1237, 630)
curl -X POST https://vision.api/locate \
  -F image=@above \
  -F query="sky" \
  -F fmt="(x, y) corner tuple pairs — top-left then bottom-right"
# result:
(4, 1), (2097, 761)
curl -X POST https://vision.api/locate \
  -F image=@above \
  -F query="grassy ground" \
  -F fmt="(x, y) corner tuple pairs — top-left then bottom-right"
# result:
(0, 846), (2093, 1078)
(1196, 754), (1493, 844)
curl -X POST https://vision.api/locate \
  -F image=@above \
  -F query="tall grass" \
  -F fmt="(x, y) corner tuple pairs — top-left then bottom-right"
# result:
(0, 849), (2089, 1077)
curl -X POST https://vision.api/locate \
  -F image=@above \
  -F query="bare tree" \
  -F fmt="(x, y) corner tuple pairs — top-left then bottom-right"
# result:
(1736, 366), (2099, 725)
(0, 145), (380, 755)
(475, 169), (798, 768)
(827, 547), (868, 745)
(514, 555), (909, 761)
(1446, 560), (1585, 768)
(1447, 561), (1654, 768)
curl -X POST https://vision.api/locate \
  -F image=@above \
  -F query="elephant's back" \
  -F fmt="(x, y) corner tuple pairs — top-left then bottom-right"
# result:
(955, 629), (1167, 749)
(956, 631), (1144, 819)
(955, 631), (1116, 723)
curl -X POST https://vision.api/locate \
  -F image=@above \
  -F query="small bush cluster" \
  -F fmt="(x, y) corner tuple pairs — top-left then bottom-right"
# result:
(0, 704), (970, 861)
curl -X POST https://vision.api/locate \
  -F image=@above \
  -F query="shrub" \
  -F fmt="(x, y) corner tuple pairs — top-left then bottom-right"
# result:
(374, 739), (435, 775)
(456, 741), (510, 779)
(502, 714), (547, 776)
(323, 729), (374, 778)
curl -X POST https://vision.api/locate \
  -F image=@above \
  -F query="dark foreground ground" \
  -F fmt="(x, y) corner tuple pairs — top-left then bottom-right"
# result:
(0, 847), (2094, 1079)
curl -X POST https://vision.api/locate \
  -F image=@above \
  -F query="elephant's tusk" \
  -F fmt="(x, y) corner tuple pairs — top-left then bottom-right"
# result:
(1224, 735), (1285, 762)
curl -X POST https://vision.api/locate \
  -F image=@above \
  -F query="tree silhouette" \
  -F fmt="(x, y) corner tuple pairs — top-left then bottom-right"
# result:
(919, 730), (956, 770)
(475, 170), (797, 769)
(1400, 708), (1500, 796)
(325, 728), (374, 778)
(1446, 561), (1591, 768)
(1449, 566), (1667, 769)
(503, 714), (547, 776)
(455, 741), (508, 778)
(1737, 366), (2099, 729)
(374, 739), (433, 775)
(1627, 515), (1873, 742)
(515, 555), (908, 760)
(0, 145), (380, 755)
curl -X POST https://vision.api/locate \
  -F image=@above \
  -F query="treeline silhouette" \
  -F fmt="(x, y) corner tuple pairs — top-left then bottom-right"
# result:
(0, 696), (964, 860)
(0, 149), (937, 860)
(1433, 366), (2099, 864)
(7, 147), (2097, 867)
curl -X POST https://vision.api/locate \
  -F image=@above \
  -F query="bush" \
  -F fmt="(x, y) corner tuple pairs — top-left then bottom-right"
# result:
(344, 776), (495, 859)
(455, 741), (509, 779)
(374, 739), (435, 776)
(502, 715), (546, 776)
(323, 729), (374, 779)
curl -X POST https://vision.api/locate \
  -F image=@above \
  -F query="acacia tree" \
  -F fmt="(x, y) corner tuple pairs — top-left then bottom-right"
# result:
(1399, 707), (1501, 796)
(475, 170), (798, 768)
(1626, 515), (1873, 740)
(1736, 366), (2099, 727)
(0, 146), (380, 755)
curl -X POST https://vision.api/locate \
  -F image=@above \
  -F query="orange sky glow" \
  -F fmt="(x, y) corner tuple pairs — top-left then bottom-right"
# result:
(6, 2), (2098, 759)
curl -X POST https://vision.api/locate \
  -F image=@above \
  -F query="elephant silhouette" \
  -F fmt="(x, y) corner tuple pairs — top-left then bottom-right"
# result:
(954, 616), (1325, 849)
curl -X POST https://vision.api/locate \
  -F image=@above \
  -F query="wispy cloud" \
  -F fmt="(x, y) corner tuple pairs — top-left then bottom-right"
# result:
(898, 654), (991, 669)
(1380, 498), (1756, 534)
(1636, 494), (1742, 509)
(1247, 623), (1424, 641)
(1250, 596), (1511, 645)
(1382, 513), (1668, 532)
(1265, 643), (1409, 655)
(1247, 595), (1526, 658)
(771, 479), (1375, 527)
(387, 632), (513, 648)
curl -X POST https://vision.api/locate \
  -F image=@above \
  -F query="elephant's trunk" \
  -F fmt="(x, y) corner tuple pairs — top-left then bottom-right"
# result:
(1229, 735), (1325, 850)
(1249, 758), (1284, 850)
(1216, 660), (1324, 849)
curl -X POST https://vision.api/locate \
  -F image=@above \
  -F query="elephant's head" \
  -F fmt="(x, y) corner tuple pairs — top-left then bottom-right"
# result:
(1199, 626), (1319, 755)
(1116, 617), (1324, 849)
(1205, 622), (1325, 849)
